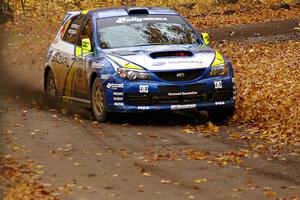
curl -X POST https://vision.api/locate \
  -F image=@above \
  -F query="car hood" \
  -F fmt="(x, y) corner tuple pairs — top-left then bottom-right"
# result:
(104, 45), (216, 71)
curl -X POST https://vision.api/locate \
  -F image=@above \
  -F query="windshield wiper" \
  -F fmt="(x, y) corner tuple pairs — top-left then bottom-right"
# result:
(134, 43), (165, 47)
(134, 43), (188, 47)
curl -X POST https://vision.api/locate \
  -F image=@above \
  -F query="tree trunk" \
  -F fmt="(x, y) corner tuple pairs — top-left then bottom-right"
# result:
(0, 0), (14, 24)
(20, 0), (25, 17)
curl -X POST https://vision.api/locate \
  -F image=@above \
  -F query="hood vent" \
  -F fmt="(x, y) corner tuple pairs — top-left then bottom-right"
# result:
(127, 8), (149, 15)
(150, 51), (193, 59)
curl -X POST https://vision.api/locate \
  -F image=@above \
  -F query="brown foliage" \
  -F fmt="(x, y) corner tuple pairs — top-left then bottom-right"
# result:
(216, 40), (300, 145)
(7, 0), (300, 27)
(3, 157), (59, 200)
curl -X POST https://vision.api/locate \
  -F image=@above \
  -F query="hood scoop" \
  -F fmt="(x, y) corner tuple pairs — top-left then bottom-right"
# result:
(150, 51), (193, 59)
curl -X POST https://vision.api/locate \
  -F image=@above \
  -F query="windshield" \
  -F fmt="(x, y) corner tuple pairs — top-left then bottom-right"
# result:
(97, 15), (199, 49)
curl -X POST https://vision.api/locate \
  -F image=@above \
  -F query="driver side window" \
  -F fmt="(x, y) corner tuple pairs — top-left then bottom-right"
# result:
(77, 18), (93, 51)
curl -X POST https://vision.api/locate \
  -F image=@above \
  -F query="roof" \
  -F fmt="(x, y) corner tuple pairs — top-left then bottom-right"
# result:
(87, 7), (178, 18)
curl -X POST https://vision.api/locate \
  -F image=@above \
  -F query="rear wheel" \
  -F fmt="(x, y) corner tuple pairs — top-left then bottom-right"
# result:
(207, 107), (234, 123)
(91, 77), (107, 122)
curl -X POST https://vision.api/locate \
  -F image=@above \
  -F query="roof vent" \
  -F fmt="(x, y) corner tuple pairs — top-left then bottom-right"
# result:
(126, 7), (149, 15)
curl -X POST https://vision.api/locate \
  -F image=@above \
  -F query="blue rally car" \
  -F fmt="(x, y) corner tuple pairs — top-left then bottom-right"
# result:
(44, 7), (236, 122)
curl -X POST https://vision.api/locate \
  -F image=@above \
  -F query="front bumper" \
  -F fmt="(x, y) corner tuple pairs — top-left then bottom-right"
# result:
(103, 76), (236, 113)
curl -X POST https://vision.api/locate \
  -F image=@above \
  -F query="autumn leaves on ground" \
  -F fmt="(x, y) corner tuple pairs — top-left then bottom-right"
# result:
(0, 0), (300, 199)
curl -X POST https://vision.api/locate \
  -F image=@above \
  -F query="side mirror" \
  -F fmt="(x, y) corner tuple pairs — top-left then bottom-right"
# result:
(201, 33), (210, 45)
(82, 38), (92, 52)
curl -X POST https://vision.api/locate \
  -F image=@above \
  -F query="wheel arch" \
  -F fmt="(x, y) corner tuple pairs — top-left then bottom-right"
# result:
(89, 72), (99, 97)
(44, 66), (52, 91)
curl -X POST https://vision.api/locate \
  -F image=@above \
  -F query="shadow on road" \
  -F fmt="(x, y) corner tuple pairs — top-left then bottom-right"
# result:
(0, 28), (7, 200)
(0, 37), (208, 127)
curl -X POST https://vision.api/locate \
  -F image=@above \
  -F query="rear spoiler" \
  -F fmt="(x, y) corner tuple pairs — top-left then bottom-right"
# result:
(61, 11), (81, 25)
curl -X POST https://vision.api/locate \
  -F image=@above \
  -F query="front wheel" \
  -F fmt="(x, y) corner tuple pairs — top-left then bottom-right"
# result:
(91, 77), (107, 122)
(207, 107), (235, 123)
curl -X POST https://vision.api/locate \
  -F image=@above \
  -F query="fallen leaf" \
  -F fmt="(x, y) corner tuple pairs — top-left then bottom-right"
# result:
(192, 178), (207, 184)
(160, 179), (172, 184)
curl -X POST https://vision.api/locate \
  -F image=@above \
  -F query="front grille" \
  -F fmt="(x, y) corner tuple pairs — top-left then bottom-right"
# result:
(154, 69), (206, 82)
(124, 87), (233, 106)
(158, 85), (181, 93)
(157, 83), (207, 93)
(212, 89), (233, 101)
(185, 83), (207, 91)
(125, 93), (210, 106)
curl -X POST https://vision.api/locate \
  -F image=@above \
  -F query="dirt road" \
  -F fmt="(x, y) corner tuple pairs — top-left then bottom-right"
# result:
(0, 20), (300, 200)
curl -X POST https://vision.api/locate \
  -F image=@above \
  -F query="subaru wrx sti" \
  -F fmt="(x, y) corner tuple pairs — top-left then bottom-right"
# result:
(44, 7), (236, 122)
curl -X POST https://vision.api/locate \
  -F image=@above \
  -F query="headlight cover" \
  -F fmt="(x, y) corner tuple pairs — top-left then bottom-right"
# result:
(117, 68), (151, 80)
(209, 63), (229, 77)
(209, 51), (229, 77)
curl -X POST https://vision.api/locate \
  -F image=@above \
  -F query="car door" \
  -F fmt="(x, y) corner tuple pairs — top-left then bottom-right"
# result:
(60, 15), (85, 98)
(48, 16), (76, 96)
(73, 17), (94, 101)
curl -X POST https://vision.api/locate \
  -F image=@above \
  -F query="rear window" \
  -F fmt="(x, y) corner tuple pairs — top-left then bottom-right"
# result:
(63, 15), (84, 44)
(97, 15), (199, 49)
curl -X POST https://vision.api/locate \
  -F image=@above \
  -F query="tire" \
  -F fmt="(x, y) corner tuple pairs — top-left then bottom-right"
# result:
(45, 70), (58, 104)
(91, 77), (107, 122)
(207, 107), (234, 123)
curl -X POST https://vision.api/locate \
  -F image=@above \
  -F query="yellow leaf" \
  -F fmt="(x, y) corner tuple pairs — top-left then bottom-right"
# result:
(192, 178), (207, 184)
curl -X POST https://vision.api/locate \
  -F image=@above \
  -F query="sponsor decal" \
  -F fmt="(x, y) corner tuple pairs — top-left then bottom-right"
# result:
(107, 83), (124, 90)
(152, 62), (166, 66)
(139, 85), (149, 93)
(76, 57), (84, 66)
(101, 74), (111, 80)
(116, 17), (168, 24)
(92, 62), (104, 68)
(215, 101), (225, 105)
(171, 104), (196, 110)
(51, 52), (69, 67)
(168, 92), (197, 96)
(71, 24), (80, 29)
(114, 102), (124, 106)
(113, 97), (124, 101)
(113, 92), (124, 96)
(168, 60), (203, 65)
(68, 29), (77, 35)
(137, 106), (150, 110)
(214, 81), (223, 89)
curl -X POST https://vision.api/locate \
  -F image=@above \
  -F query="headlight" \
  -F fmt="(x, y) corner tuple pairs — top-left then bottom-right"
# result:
(117, 68), (151, 80)
(209, 63), (229, 77)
